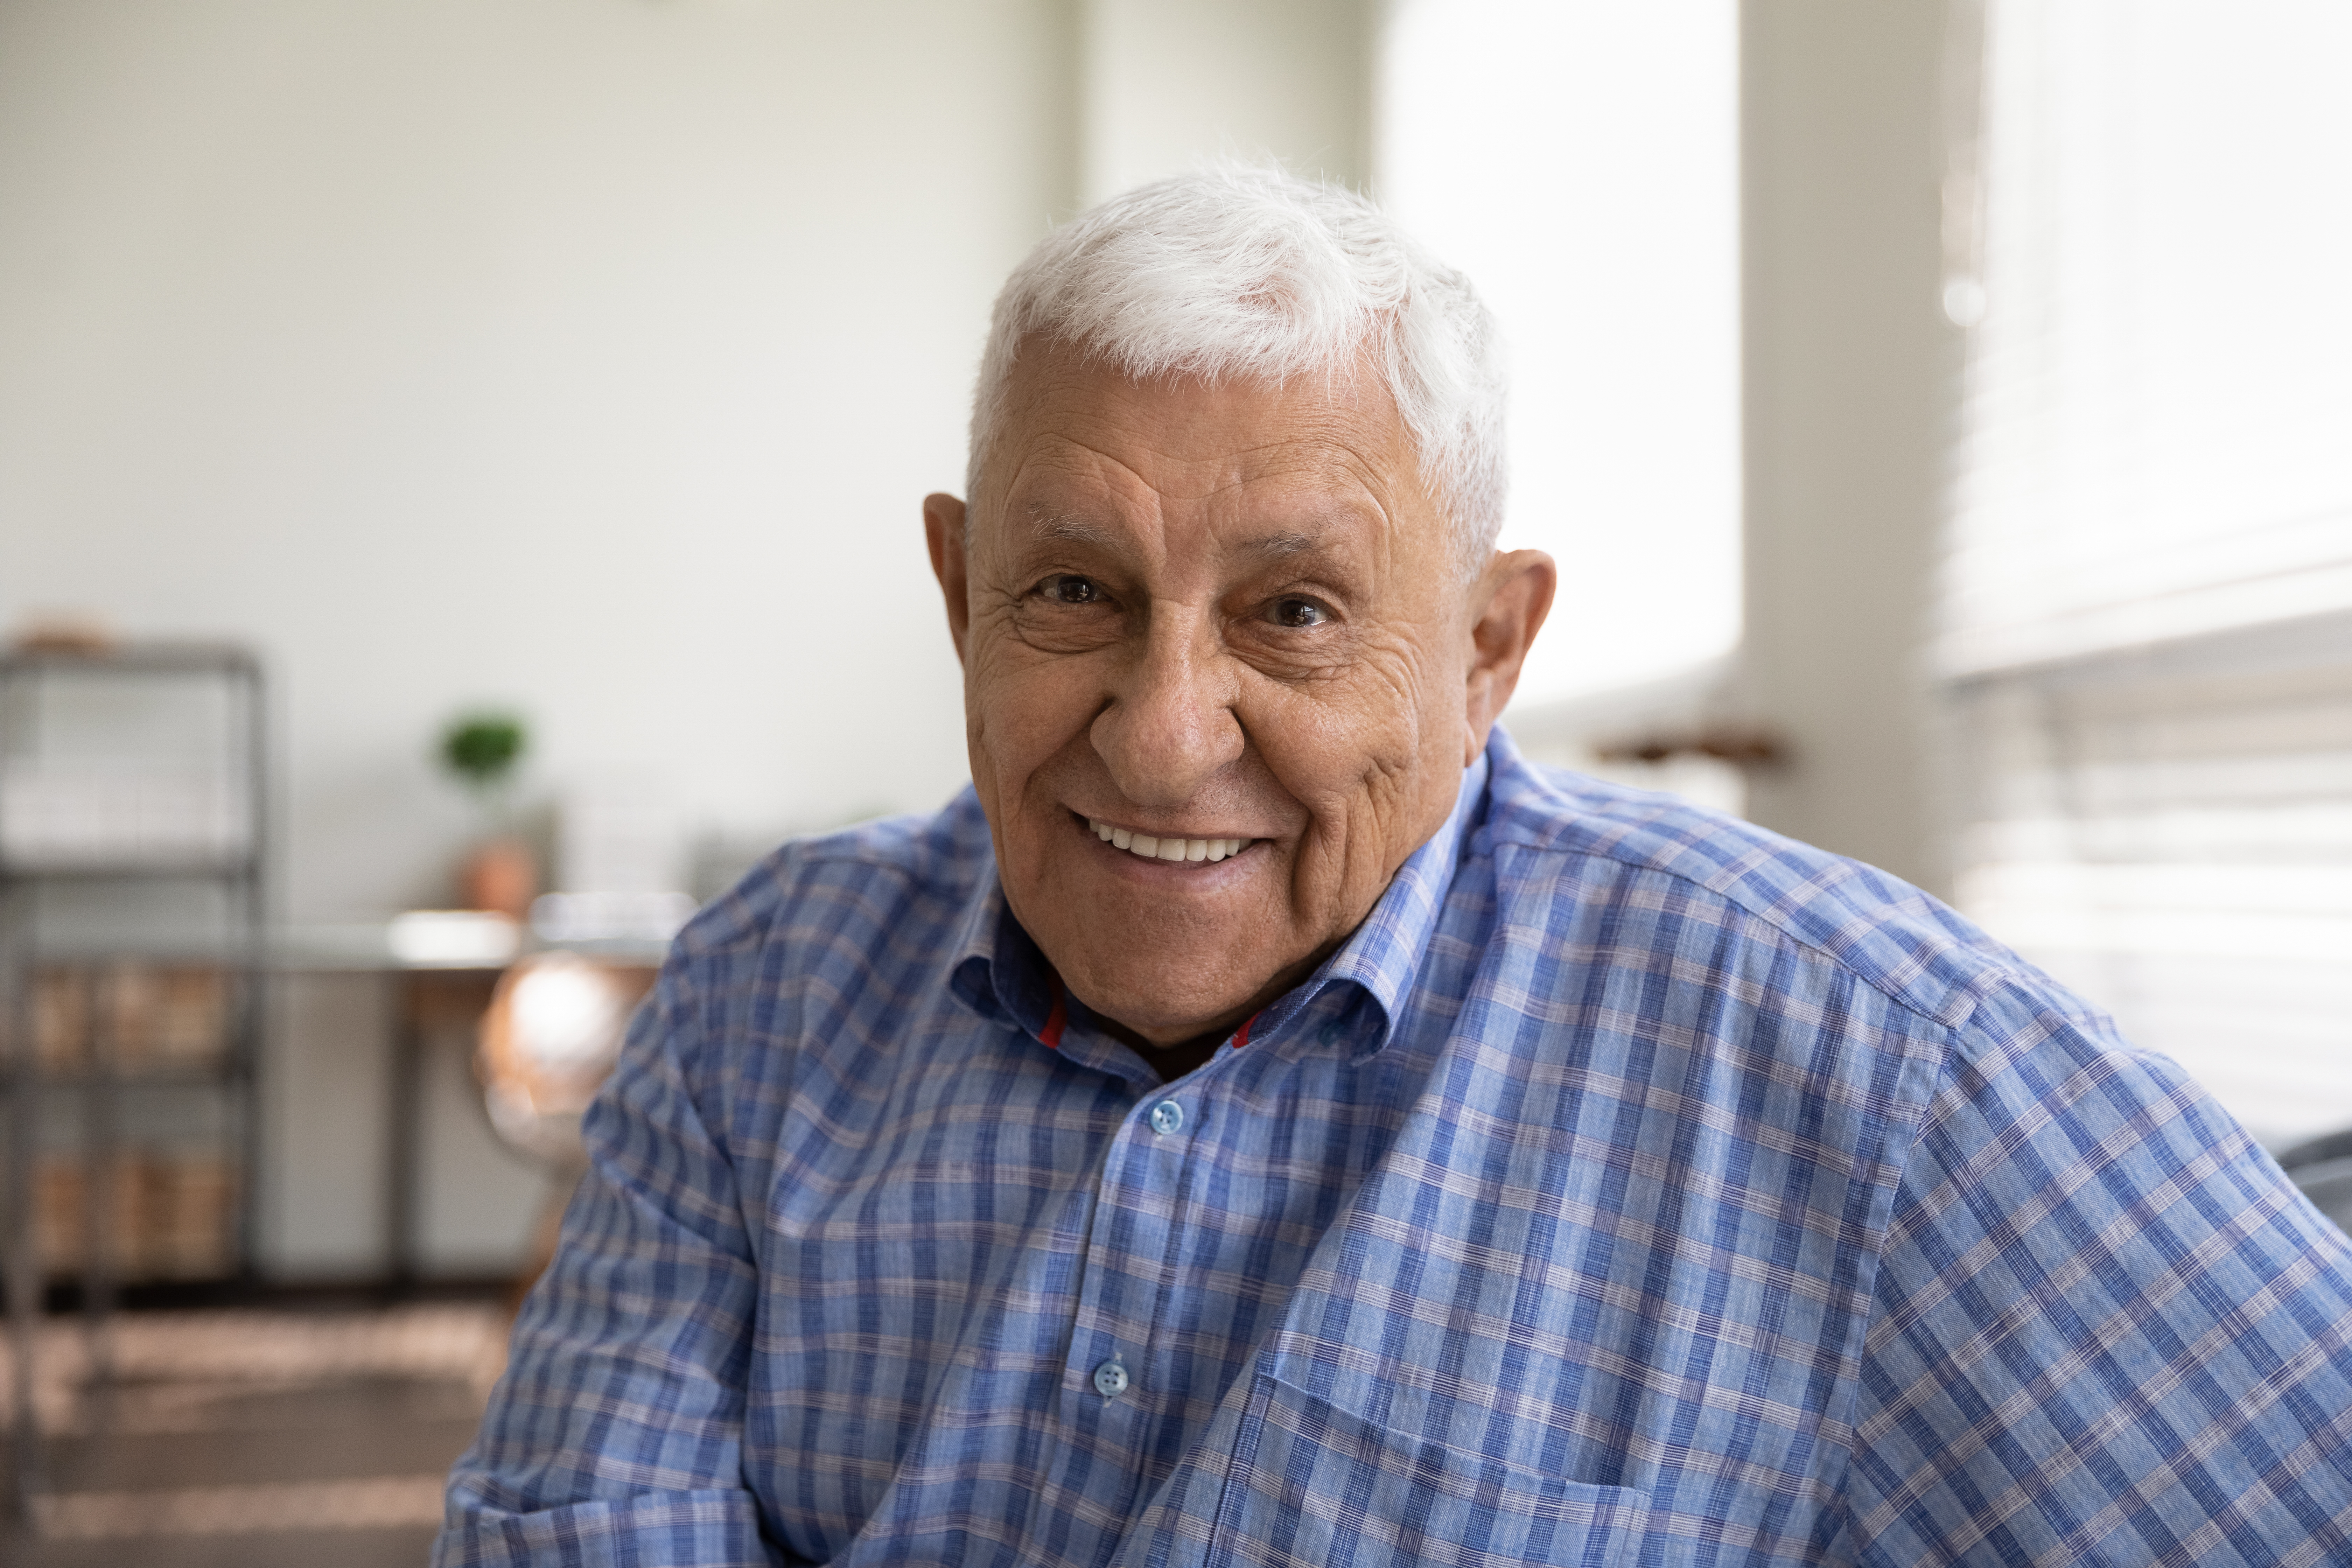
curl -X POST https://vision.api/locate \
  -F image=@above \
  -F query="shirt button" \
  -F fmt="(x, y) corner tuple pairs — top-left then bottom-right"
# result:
(1318, 1021), (1345, 1046)
(1092, 1359), (1129, 1397)
(1148, 1100), (1185, 1135)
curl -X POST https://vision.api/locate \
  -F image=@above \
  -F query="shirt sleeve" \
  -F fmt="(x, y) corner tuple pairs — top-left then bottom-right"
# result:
(1838, 988), (2352, 1567)
(436, 957), (773, 1568)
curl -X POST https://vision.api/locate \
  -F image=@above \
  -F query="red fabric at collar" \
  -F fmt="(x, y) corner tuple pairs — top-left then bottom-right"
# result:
(1039, 982), (1254, 1057)
(1040, 973), (1067, 1051)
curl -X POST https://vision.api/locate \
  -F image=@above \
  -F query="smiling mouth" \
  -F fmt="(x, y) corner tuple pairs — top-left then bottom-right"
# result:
(1085, 817), (1255, 864)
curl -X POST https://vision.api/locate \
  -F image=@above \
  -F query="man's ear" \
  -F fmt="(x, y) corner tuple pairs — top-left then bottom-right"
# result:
(1461, 549), (1556, 764)
(923, 492), (972, 669)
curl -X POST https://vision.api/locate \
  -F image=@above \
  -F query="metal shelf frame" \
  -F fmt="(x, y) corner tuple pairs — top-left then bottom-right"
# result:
(0, 642), (267, 1521)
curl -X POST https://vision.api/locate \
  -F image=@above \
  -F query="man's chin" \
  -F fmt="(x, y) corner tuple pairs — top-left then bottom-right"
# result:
(1010, 846), (1319, 1043)
(1054, 947), (1290, 1049)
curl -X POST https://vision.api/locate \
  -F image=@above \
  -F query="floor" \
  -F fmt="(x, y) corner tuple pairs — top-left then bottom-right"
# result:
(0, 1303), (506, 1566)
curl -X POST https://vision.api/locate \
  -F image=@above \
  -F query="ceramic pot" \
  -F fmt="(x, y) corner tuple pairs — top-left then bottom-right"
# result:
(461, 836), (538, 920)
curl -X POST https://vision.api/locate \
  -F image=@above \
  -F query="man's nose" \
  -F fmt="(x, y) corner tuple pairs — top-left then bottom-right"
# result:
(1089, 608), (1242, 806)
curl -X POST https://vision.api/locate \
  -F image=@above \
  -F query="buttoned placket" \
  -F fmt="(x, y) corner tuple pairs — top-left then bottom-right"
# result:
(1044, 1006), (1267, 1521)
(937, 870), (1428, 1555)
(1046, 989), (1379, 1518)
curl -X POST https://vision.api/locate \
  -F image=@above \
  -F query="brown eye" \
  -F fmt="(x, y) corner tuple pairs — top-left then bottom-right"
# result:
(1040, 575), (1105, 605)
(1272, 596), (1330, 628)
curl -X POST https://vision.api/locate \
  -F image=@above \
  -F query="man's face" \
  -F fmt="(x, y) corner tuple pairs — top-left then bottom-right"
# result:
(925, 345), (1550, 1054)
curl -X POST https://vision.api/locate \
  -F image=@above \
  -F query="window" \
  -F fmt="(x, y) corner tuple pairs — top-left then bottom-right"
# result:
(1376, 1), (1741, 713)
(1941, 1), (2352, 1145)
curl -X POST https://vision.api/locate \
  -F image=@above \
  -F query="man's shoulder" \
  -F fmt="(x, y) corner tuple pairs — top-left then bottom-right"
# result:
(1481, 744), (2049, 1034)
(667, 786), (993, 967)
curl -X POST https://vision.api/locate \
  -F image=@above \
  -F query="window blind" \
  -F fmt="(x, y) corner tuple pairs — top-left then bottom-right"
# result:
(1940, 1), (2352, 1146)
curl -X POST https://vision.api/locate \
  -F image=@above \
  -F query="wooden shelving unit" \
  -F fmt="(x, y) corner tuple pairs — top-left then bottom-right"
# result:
(0, 642), (266, 1519)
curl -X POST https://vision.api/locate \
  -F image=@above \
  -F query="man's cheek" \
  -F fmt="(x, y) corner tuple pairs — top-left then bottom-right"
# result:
(974, 667), (1069, 757)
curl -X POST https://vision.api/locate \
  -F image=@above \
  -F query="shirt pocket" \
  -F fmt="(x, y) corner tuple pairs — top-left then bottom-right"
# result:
(1204, 1372), (1650, 1568)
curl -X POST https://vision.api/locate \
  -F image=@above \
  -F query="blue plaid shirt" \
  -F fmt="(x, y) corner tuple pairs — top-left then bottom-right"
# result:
(441, 729), (2352, 1567)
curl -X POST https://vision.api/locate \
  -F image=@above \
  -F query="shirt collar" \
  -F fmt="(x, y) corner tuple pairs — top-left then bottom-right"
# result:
(1260, 747), (1489, 1060)
(947, 750), (1493, 1061)
(946, 877), (1027, 1029)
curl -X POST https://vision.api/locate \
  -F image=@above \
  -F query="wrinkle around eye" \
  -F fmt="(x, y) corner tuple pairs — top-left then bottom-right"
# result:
(1007, 594), (1125, 655)
(1226, 625), (1357, 686)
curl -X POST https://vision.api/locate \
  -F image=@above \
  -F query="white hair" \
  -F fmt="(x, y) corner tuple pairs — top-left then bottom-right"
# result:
(967, 164), (1508, 573)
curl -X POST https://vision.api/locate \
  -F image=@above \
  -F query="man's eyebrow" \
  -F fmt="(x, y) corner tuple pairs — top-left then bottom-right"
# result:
(1017, 513), (1332, 558)
(1024, 510), (1116, 547)
(1234, 528), (1324, 559)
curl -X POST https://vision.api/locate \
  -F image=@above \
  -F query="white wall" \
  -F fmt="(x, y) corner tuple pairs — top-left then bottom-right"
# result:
(0, 0), (1813, 1277)
(1080, 0), (1368, 201)
(1739, 0), (1954, 892)
(0, 0), (1077, 923)
(0, 0), (1080, 1276)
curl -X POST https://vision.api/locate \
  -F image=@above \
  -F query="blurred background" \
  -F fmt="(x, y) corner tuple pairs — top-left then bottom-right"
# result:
(1, 0), (2347, 1559)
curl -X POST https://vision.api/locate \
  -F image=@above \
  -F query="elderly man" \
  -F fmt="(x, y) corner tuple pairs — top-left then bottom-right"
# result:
(440, 170), (2352, 1566)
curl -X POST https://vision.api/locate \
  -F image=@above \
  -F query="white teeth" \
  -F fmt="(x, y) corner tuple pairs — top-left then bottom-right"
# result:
(1087, 820), (1252, 866)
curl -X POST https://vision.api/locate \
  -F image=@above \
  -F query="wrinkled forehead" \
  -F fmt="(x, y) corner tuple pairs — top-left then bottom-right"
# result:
(1001, 501), (1363, 582)
(973, 343), (1438, 554)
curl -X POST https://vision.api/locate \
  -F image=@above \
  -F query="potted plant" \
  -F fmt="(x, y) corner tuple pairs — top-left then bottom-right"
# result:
(440, 712), (536, 919)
